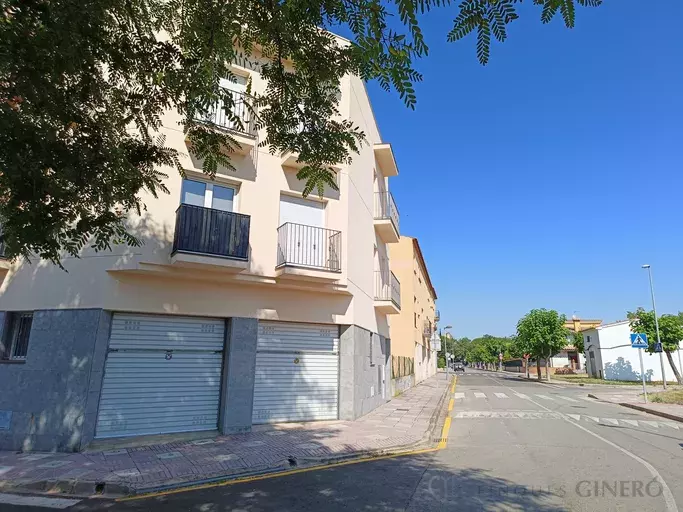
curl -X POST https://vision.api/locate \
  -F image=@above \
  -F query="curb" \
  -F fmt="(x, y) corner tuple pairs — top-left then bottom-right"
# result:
(125, 375), (454, 499)
(0, 376), (454, 500)
(587, 394), (683, 424)
(617, 403), (683, 424)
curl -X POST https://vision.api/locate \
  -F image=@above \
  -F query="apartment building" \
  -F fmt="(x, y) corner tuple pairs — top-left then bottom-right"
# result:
(389, 237), (438, 394)
(0, 45), (403, 452)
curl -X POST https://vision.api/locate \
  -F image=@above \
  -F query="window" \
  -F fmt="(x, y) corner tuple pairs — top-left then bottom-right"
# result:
(1, 312), (33, 361)
(414, 313), (417, 328)
(181, 179), (235, 212)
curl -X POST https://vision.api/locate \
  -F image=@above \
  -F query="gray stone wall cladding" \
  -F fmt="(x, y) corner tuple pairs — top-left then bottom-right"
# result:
(0, 309), (111, 452)
(219, 317), (258, 435)
(391, 375), (415, 396)
(339, 325), (390, 421)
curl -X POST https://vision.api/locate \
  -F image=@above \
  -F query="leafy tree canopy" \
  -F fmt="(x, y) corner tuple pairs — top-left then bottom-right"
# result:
(1, 0), (603, 263)
(515, 308), (568, 360)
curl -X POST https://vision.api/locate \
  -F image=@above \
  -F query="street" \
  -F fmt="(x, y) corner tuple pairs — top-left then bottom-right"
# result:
(4, 369), (683, 511)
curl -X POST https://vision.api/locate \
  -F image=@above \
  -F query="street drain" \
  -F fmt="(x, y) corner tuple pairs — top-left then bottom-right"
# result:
(396, 409), (410, 412)
(288, 457), (298, 467)
(94, 483), (105, 495)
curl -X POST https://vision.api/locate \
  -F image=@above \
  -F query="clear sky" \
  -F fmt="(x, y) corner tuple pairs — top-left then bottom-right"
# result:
(362, 1), (683, 338)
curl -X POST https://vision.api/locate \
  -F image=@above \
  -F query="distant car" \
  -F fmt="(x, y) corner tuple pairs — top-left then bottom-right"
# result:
(453, 362), (465, 372)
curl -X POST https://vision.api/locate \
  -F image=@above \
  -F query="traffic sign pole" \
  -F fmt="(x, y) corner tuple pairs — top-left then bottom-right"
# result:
(638, 348), (648, 403)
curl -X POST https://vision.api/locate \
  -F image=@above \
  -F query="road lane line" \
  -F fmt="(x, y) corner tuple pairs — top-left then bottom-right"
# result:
(454, 392), (465, 399)
(448, 399), (454, 412)
(474, 392), (486, 398)
(603, 418), (620, 426)
(622, 419), (639, 427)
(494, 393), (508, 399)
(641, 421), (660, 429)
(534, 394), (554, 401)
(0, 494), (81, 509)
(514, 392), (530, 399)
(485, 373), (678, 512)
(555, 395), (578, 403)
(567, 414), (581, 421)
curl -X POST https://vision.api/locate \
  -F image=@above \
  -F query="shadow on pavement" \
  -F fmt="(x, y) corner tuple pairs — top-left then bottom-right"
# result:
(71, 453), (566, 511)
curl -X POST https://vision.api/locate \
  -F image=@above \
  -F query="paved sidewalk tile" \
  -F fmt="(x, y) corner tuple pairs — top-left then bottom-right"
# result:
(0, 374), (449, 494)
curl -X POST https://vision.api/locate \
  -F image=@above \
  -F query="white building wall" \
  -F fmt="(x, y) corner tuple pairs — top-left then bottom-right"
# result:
(584, 322), (681, 383)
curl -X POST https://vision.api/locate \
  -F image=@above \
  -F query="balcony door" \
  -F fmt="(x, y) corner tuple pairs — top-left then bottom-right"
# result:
(181, 179), (235, 212)
(180, 179), (238, 255)
(279, 195), (326, 268)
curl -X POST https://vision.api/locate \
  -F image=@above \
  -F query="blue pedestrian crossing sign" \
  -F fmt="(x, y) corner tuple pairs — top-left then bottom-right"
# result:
(630, 333), (649, 349)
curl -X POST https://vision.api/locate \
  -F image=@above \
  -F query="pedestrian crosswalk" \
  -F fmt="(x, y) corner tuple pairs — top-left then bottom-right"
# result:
(452, 411), (681, 430)
(453, 391), (583, 402)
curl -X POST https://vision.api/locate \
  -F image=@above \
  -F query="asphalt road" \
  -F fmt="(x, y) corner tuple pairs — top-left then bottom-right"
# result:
(4, 369), (683, 511)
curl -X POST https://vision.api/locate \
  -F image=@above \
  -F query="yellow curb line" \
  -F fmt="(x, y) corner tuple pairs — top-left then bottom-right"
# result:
(118, 376), (459, 503)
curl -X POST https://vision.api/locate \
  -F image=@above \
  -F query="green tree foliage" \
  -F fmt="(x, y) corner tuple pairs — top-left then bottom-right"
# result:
(572, 330), (585, 353)
(0, 0), (602, 263)
(516, 309), (568, 381)
(628, 308), (683, 384)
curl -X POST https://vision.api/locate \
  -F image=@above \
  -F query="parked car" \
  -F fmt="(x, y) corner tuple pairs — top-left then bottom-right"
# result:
(453, 362), (465, 372)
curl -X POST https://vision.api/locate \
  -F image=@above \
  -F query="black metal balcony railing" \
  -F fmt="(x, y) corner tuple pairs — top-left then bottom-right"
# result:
(277, 223), (341, 272)
(172, 204), (250, 260)
(201, 88), (256, 137)
(374, 192), (399, 233)
(374, 270), (401, 309)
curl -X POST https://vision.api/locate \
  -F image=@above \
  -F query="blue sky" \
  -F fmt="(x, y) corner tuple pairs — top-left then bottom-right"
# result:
(363, 1), (683, 338)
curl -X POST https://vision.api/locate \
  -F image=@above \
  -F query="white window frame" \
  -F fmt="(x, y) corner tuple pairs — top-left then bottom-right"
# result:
(180, 179), (239, 212)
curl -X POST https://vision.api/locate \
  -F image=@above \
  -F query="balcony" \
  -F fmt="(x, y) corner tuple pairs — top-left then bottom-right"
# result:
(374, 143), (399, 177)
(195, 88), (256, 155)
(276, 223), (342, 282)
(423, 319), (434, 339)
(373, 192), (399, 243)
(171, 204), (250, 270)
(374, 270), (401, 315)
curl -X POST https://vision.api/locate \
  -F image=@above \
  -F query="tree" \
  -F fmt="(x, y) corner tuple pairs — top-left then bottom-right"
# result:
(628, 308), (683, 384)
(572, 330), (585, 354)
(0, 0), (604, 264)
(516, 309), (568, 381)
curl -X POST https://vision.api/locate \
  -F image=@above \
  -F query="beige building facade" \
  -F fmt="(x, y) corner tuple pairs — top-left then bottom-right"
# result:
(0, 45), (406, 451)
(389, 237), (438, 393)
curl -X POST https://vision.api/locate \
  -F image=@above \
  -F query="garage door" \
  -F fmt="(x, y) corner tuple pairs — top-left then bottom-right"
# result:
(95, 314), (224, 438)
(253, 321), (339, 424)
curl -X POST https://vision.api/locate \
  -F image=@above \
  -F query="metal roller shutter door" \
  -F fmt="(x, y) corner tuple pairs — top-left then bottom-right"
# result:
(253, 321), (339, 424)
(95, 314), (224, 439)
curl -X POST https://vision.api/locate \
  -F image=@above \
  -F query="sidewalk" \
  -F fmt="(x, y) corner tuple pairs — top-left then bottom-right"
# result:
(0, 373), (450, 498)
(587, 388), (683, 424)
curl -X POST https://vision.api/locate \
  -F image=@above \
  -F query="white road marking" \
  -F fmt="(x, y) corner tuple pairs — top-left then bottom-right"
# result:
(586, 416), (600, 423)
(603, 418), (620, 425)
(474, 392), (487, 398)
(453, 411), (562, 420)
(641, 420), (660, 429)
(454, 392), (465, 399)
(661, 422), (680, 430)
(494, 393), (508, 399)
(622, 419), (639, 427)
(555, 395), (578, 403)
(514, 393), (530, 399)
(534, 394), (554, 401)
(566, 414), (581, 421)
(0, 493), (81, 509)
(485, 373), (679, 512)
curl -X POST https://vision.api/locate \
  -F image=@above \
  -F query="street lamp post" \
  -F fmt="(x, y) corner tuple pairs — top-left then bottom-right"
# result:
(443, 325), (453, 375)
(642, 265), (666, 390)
